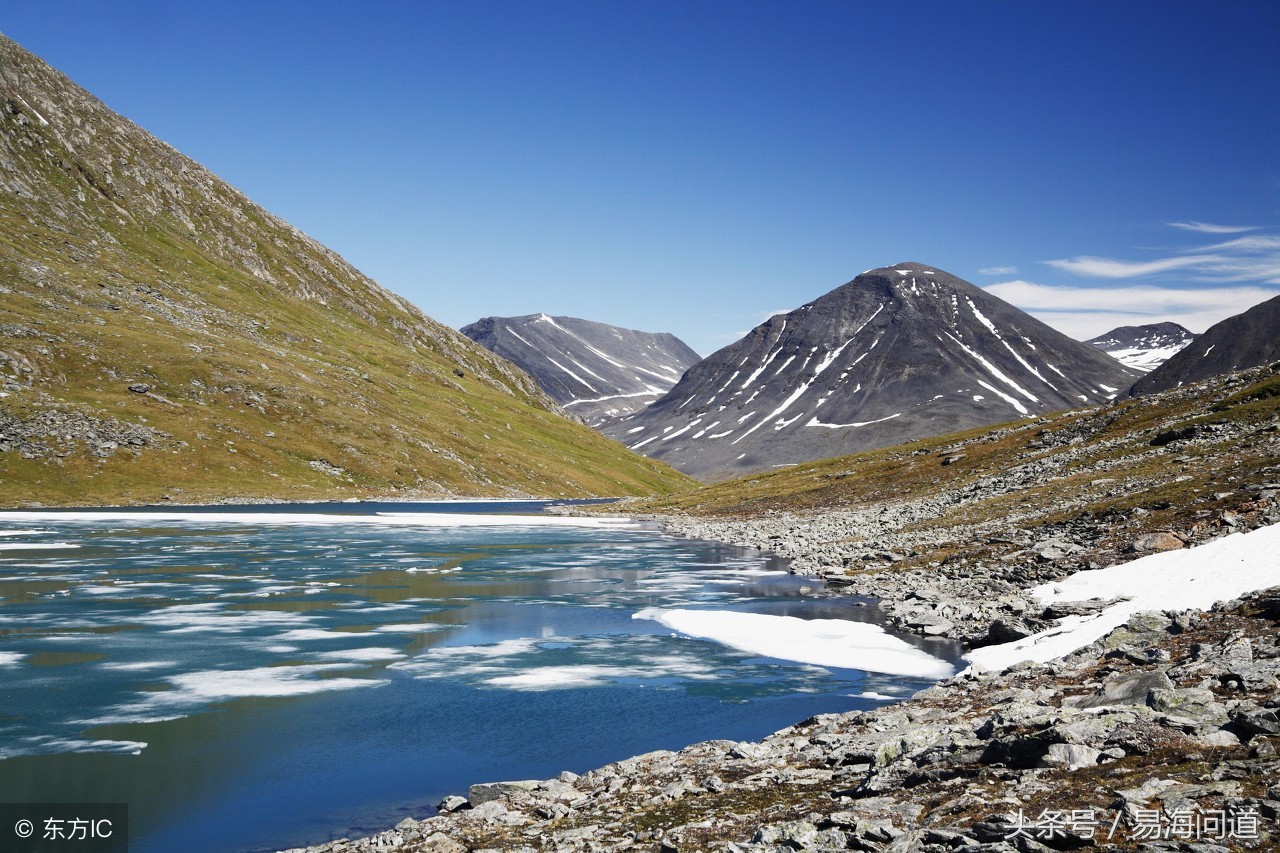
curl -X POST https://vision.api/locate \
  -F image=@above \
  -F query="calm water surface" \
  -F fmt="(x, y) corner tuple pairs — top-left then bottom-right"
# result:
(0, 502), (958, 852)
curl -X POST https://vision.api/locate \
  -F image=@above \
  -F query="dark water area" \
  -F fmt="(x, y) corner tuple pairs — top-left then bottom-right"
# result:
(0, 503), (958, 852)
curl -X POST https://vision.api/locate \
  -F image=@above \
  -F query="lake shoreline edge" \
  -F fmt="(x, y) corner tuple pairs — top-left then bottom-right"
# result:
(284, 508), (1280, 852)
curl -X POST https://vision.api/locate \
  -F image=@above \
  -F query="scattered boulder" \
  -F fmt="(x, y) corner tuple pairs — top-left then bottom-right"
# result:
(1126, 531), (1185, 553)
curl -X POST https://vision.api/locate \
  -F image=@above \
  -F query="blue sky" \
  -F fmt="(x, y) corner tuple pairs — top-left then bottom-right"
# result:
(4, 1), (1279, 354)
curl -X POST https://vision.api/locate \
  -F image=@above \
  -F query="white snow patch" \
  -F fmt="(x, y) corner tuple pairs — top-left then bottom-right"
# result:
(942, 331), (1039, 405)
(564, 388), (664, 407)
(856, 691), (900, 701)
(1104, 344), (1190, 372)
(0, 542), (81, 551)
(741, 347), (784, 390)
(545, 357), (597, 393)
(733, 331), (866, 445)
(806, 412), (902, 429)
(661, 418), (702, 442)
(0, 652), (26, 666)
(0, 511), (640, 530)
(975, 379), (1029, 415)
(964, 523), (1280, 674)
(507, 327), (536, 348)
(717, 370), (742, 394)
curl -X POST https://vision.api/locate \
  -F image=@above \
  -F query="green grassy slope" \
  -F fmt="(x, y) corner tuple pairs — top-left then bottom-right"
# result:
(0, 33), (694, 505)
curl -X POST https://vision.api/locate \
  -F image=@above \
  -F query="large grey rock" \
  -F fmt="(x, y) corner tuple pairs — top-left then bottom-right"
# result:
(1075, 669), (1175, 708)
(467, 780), (541, 807)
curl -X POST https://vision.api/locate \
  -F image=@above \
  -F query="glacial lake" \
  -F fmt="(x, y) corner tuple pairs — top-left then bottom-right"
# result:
(0, 502), (960, 852)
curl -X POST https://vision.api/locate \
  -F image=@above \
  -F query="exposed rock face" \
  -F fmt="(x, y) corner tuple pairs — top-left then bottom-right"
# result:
(461, 314), (701, 428)
(605, 263), (1140, 480)
(1085, 321), (1196, 373)
(1131, 295), (1280, 396)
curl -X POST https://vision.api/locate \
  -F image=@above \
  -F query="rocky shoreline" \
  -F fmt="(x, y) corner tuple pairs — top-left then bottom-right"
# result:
(285, 513), (1280, 851)
(286, 373), (1280, 851)
(288, 583), (1280, 852)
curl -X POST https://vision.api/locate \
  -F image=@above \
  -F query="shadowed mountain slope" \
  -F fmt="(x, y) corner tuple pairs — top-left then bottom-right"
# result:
(461, 314), (700, 428)
(604, 263), (1139, 480)
(1130, 295), (1280, 397)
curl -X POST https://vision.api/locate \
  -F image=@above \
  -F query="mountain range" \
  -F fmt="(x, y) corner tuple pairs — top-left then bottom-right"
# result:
(1085, 322), (1195, 373)
(6, 30), (1278, 505)
(0, 32), (692, 505)
(461, 314), (700, 428)
(1131, 294), (1280, 396)
(602, 262), (1140, 480)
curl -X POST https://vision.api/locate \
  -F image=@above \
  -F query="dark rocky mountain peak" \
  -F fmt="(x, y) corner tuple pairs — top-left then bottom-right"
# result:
(461, 314), (701, 427)
(1130, 294), (1280, 396)
(604, 262), (1140, 480)
(1085, 322), (1195, 373)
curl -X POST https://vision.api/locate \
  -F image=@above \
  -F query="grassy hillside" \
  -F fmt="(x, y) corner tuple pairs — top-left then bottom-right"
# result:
(631, 362), (1280, 564)
(0, 33), (694, 505)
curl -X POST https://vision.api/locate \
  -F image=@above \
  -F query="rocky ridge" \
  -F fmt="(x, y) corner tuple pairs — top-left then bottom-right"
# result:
(1131, 297), (1280, 397)
(461, 315), (701, 428)
(605, 263), (1138, 481)
(1085, 323), (1196, 374)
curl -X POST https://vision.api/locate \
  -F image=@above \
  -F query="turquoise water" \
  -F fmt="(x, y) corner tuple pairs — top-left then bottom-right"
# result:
(0, 503), (958, 852)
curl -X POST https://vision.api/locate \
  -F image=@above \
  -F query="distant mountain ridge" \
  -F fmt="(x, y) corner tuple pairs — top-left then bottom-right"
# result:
(461, 314), (700, 428)
(1130, 295), (1280, 397)
(603, 263), (1140, 480)
(1085, 322), (1195, 373)
(0, 32), (692, 504)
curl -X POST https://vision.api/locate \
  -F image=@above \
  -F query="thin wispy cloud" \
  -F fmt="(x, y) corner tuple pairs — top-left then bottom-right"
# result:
(1046, 255), (1225, 278)
(984, 280), (1277, 340)
(1045, 222), (1280, 285)
(978, 265), (1018, 275)
(1169, 221), (1258, 234)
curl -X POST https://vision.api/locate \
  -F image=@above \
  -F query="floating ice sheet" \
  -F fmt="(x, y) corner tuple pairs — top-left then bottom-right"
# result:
(632, 608), (954, 679)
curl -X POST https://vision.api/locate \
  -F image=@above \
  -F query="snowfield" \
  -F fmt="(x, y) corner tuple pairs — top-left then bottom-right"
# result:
(964, 522), (1280, 673)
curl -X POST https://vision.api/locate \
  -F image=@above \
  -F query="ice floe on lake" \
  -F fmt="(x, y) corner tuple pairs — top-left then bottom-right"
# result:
(632, 608), (954, 679)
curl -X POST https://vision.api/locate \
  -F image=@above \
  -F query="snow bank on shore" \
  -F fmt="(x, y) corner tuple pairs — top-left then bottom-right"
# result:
(633, 608), (955, 679)
(964, 523), (1280, 673)
(0, 510), (638, 529)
